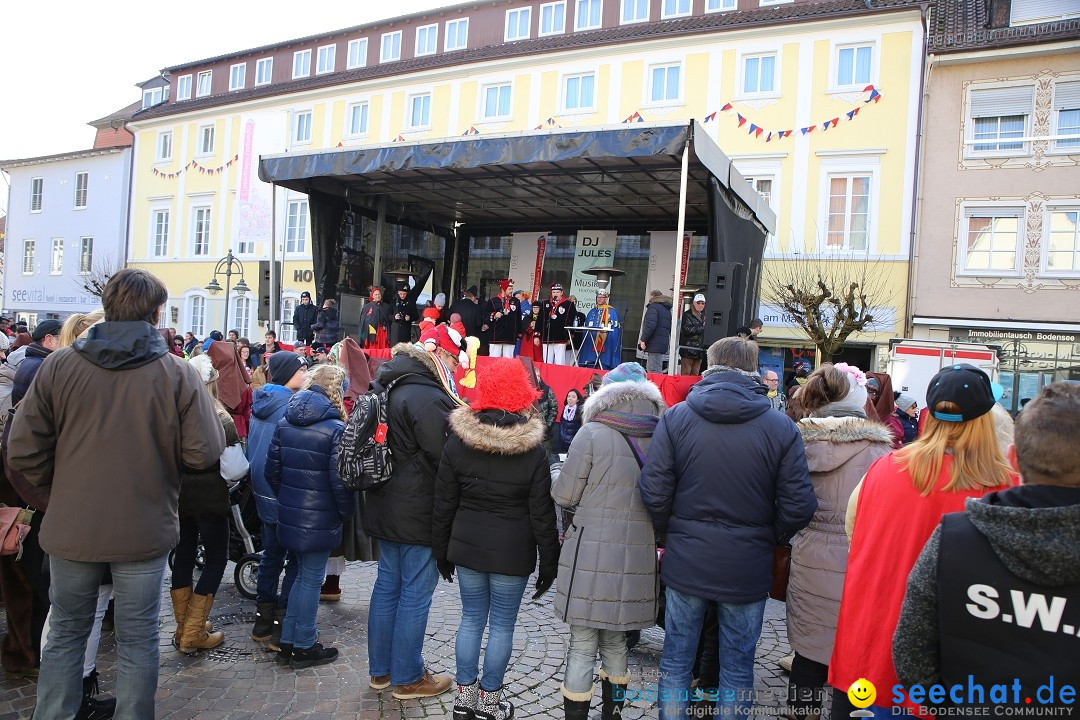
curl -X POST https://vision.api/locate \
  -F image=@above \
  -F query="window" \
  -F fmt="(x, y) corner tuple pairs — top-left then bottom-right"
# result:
(188, 296), (207, 337)
(705, 0), (736, 11)
(747, 177), (774, 208)
(563, 73), (596, 111)
(198, 124), (215, 155)
(237, 235), (255, 255)
(968, 86), (1033, 155)
(1011, 0), (1080, 25)
(74, 172), (88, 209)
(293, 50), (311, 78)
(79, 237), (93, 274)
(176, 74), (192, 100)
(152, 209), (170, 257)
(416, 25), (437, 56)
(22, 240), (35, 274)
(293, 110), (312, 144)
(506, 7), (531, 40)
(280, 297), (298, 342)
(346, 102), (370, 136)
(285, 200), (308, 253)
(662, 0), (691, 18)
(576, 0), (603, 30)
(381, 31), (401, 62)
(50, 238), (63, 275)
(156, 131), (173, 162)
(142, 86), (167, 109)
(445, 19), (468, 51)
(30, 178), (42, 212)
(192, 207), (211, 256)
(963, 210), (1021, 273)
(649, 64), (681, 103)
(742, 54), (776, 95)
(196, 70), (212, 98)
(622, 0), (648, 23)
(1047, 208), (1080, 272)
(836, 45), (873, 88)
(826, 174), (871, 251)
(255, 57), (273, 85)
(540, 1), (567, 34)
(407, 93), (432, 129)
(233, 297), (252, 336)
(229, 63), (246, 91)
(316, 44), (336, 74)
(1053, 81), (1080, 150)
(347, 39), (368, 68)
(482, 84), (512, 120)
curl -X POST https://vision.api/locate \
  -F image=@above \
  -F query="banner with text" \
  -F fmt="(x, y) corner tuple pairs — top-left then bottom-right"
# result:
(645, 231), (693, 308)
(569, 230), (617, 315)
(508, 232), (550, 302)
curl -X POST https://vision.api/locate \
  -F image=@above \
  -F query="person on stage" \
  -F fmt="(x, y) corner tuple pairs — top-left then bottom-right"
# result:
(535, 283), (576, 365)
(576, 289), (621, 370)
(487, 279), (522, 358)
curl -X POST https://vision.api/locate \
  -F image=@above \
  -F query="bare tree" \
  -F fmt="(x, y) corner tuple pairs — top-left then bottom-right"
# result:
(761, 252), (898, 364)
(77, 253), (126, 299)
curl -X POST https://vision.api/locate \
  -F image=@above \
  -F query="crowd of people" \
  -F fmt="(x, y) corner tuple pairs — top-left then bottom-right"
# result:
(0, 267), (1076, 720)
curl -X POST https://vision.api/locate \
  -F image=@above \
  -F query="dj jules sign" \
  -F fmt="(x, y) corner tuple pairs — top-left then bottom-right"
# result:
(569, 230), (617, 314)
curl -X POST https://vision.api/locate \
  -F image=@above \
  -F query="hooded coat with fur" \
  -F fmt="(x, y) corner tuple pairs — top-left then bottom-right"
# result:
(553, 380), (665, 630)
(431, 408), (559, 577)
(786, 415), (894, 665)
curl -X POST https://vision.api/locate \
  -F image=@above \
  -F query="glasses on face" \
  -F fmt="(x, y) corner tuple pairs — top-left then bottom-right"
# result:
(765, 377), (779, 383)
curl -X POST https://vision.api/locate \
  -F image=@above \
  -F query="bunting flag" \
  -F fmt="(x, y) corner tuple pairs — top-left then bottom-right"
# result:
(462, 126), (480, 136)
(704, 86), (883, 142)
(393, 134), (406, 142)
(622, 111), (643, 123)
(149, 155), (238, 180)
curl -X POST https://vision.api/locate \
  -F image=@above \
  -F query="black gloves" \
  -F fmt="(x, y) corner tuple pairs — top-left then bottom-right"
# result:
(437, 559), (455, 583)
(532, 569), (556, 600)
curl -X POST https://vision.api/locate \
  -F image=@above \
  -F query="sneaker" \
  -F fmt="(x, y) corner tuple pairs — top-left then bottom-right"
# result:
(76, 695), (116, 720)
(392, 669), (453, 700)
(290, 642), (338, 669)
(370, 674), (391, 690)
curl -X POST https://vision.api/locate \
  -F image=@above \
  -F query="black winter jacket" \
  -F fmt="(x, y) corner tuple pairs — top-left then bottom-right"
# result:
(390, 297), (419, 346)
(362, 343), (459, 545)
(266, 386), (354, 553)
(640, 297), (673, 354)
(180, 409), (240, 519)
(487, 296), (522, 344)
(679, 309), (706, 360)
(312, 307), (340, 346)
(639, 367), (816, 603)
(292, 301), (319, 343)
(432, 408), (560, 577)
(12, 343), (51, 407)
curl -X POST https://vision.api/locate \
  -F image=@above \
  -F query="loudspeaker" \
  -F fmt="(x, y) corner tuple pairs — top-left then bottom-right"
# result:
(703, 261), (743, 346)
(258, 260), (282, 323)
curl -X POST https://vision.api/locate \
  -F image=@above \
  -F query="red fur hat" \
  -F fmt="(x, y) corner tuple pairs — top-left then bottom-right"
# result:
(470, 359), (541, 413)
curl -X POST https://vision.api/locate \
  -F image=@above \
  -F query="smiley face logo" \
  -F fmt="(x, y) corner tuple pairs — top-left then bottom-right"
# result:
(847, 679), (877, 709)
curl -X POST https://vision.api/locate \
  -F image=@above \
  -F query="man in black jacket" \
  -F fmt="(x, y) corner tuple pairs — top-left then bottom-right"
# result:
(390, 284), (418, 346)
(486, 279), (521, 358)
(363, 325), (466, 700)
(535, 283), (576, 365)
(449, 286), (483, 338)
(292, 291), (318, 346)
(11, 319), (61, 407)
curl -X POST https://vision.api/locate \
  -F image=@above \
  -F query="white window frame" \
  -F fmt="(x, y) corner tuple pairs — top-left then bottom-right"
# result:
(705, 0), (737, 11)
(965, 83), (1034, 159)
(480, 83), (513, 121)
(816, 157), (879, 254)
(347, 39), (368, 68)
(142, 87), (166, 109)
(191, 206), (212, 257)
(381, 31), (402, 63)
(445, 18), (468, 51)
(30, 177), (42, 213)
(824, 173), (873, 253)
(293, 49), (312, 79)
(197, 124), (216, 156)
(621, 0), (649, 24)
(79, 237), (93, 275)
(415, 24), (438, 56)
(156, 131), (173, 162)
(505, 7), (532, 41)
(196, 70), (212, 98)
(540, 1), (567, 35)
(957, 204), (1025, 277)
(285, 199), (309, 254)
(661, 0), (692, 19)
(176, 74), (192, 100)
(187, 294), (207, 338)
(316, 44), (336, 74)
(739, 51), (779, 98)
(22, 240), (35, 274)
(73, 172), (88, 209)
(406, 92), (433, 130)
(292, 110), (313, 145)
(759, 0), (794, 5)
(561, 72), (597, 113)
(255, 57), (274, 86)
(229, 62), (246, 91)
(646, 62), (682, 106)
(831, 43), (876, 92)
(1011, 0), (1080, 25)
(279, 295), (299, 343)
(151, 208), (170, 258)
(1042, 203), (1080, 276)
(742, 173), (779, 251)
(50, 238), (64, 275)
(232, 295), (253, 337)
(1050, 81), (1080, 154)
(575, 0), (604, 30)
(345, 101), (370, 138)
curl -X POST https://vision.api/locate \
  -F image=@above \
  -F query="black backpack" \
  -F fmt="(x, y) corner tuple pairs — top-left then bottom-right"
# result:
(338, 374), (414, 492)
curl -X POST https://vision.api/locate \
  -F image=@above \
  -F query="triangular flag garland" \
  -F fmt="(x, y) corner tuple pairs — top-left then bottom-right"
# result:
(700, 85), (882, 142)
(150, 155), (239, 180)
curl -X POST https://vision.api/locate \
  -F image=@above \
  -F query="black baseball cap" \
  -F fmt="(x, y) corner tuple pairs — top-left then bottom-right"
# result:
(925, 364), (996, 422)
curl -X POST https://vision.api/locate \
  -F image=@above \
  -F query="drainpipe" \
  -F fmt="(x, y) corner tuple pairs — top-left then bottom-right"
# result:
(905, 3), (932, 340)
(121, 120), (137, 272)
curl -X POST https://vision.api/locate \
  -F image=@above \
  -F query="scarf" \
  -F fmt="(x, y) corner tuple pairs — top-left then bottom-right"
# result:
(419, 345), (467, 407)
(562, 403), (578, 422)
(591, 409), (659, 438)
(594, 304), (611, 353)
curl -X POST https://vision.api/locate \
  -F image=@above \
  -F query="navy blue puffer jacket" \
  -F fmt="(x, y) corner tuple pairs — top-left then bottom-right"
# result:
(247, 384), (292, 524)
(265, 386), (354, 554)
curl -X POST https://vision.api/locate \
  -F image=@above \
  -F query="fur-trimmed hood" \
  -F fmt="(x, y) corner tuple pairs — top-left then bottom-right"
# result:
(389, 341), (441, 377)
(648, 294), (673, 305)
(449, 406), (545, 455)
(583, 381), (665, 423)
(379, 341), (466, 406)
(798, 416), (894, 474)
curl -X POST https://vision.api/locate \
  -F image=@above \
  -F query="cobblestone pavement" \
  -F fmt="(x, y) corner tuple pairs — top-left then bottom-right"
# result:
(0, 561), (794, 720)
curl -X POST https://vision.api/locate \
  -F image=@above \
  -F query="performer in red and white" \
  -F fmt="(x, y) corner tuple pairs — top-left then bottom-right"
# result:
(535, 282), (576, 366)
(486, 279), (522, 358)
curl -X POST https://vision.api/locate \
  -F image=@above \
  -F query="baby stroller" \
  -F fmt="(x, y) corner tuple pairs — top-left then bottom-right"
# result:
(168, 479), (263, 600)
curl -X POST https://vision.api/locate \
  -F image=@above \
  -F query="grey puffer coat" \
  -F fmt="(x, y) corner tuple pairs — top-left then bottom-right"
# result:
(786, 415), (893, 664)
(552, 380), (666, 630)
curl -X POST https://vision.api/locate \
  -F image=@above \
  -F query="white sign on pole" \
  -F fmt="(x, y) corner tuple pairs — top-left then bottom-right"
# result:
(508, 232), (550, 302)
(569, 230), (617, 314)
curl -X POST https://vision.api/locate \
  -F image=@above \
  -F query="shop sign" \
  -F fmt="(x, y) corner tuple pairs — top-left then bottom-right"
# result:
(758, 304), (898, 332)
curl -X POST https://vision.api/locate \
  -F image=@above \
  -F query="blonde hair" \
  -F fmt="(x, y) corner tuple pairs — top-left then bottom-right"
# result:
(58, 310), (105, 348)
(303, 364), (348, 420)
(894, 401), (1014, 495)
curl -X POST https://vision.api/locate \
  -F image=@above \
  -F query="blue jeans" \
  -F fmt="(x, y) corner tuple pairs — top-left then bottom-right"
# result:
(256, 521), (299, 608)
(35, 555), (167, 720)
(455, 567), (528, 691)
(367, 540), (439, 685)
(658, 587), (766, 720)
(279, 550), (330, 649)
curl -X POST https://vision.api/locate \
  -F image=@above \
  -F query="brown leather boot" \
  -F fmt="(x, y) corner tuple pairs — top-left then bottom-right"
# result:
(179, 593), (224, 653)
(392, 668), (453, 700)
(169, 587), (192, 648)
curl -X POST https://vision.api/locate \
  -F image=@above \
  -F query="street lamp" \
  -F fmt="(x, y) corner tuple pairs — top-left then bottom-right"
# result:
(205, 250), (249, 334)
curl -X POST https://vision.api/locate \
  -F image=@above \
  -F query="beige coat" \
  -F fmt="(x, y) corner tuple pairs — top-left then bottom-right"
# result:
(552, 380), (665, 630)
(786, 415), (893, 665)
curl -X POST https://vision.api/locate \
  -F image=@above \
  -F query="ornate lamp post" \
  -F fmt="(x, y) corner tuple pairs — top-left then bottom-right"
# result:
(205, 250), (250, 334)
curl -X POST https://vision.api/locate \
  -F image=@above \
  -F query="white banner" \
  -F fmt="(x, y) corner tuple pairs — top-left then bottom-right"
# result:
(644, 231), (692, 309)
(236, 111), (285, 253)
(569, 229), (617, 314)
(508, 232), (550, 302)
